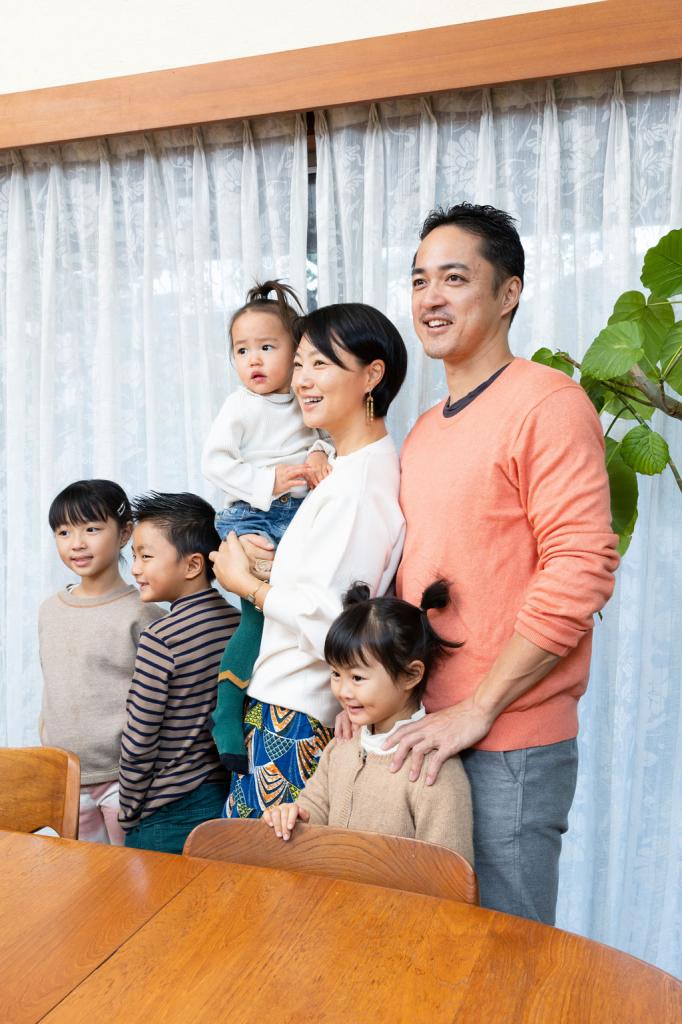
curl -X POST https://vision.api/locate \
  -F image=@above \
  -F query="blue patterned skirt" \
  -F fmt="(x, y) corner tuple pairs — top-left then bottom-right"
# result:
(224, 698), (334, 818)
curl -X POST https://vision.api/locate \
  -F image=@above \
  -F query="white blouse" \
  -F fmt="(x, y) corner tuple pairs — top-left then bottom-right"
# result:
(249, 434), (405, 726)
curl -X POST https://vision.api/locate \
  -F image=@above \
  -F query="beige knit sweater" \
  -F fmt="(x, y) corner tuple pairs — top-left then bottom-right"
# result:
(38, 584), (164, 784)
(297, 734), (474, 863)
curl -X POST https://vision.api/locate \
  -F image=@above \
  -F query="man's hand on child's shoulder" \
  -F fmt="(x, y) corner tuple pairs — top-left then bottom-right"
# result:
(263, 802), (310, 841)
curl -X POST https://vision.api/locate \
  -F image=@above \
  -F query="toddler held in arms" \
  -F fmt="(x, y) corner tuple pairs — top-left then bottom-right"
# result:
(202, 280), (332, 774)
(264, 582), (474, 862)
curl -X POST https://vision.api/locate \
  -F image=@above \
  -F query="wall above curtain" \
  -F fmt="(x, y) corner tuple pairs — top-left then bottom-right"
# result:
(1, 0), (680, 148)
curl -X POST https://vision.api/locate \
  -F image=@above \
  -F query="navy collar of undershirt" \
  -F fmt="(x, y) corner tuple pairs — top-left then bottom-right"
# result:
(443, 361), (513, 418)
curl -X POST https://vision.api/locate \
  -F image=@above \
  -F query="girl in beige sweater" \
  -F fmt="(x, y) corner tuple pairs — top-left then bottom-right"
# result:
(263, 582), (474, 863)
(39, 480), (163, 844)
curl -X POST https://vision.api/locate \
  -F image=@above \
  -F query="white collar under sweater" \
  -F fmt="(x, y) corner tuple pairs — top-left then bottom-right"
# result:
(360, 705), (426, 756)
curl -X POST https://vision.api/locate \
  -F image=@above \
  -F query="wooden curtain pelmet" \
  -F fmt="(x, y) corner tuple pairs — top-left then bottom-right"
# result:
(0, 0), (680, 150)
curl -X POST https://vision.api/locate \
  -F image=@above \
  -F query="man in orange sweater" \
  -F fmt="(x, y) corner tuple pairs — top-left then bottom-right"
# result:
(390, 203), (619, 924)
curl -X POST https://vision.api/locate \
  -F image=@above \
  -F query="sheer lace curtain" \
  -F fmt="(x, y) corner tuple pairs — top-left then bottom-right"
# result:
(0, 113), (308, 740)
(315, 64), (681, 975)
(0, 64), (680, 974)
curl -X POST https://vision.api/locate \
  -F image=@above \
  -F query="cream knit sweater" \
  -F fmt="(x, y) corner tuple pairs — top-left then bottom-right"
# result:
(38, 584), (164, 784)
(297, 732), (474, 863)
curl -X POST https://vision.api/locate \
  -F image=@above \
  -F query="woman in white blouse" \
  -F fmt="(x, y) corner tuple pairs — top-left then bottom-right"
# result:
(211, 302), (408, 817)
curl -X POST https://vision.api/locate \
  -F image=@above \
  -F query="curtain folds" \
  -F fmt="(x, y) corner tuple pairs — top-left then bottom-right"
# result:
(314, 64), (681, 975)
(0, 64), (680, 975)
(0, 111), (308, 736)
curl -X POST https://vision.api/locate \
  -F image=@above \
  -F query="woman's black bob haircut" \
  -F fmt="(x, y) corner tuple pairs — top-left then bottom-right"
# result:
(324, 580), (462, 700)
(48, 479), (131, 532)
(293, 303), (408, 418)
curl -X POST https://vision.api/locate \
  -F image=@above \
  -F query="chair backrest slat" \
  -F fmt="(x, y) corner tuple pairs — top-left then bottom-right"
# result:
(184, 820), (478, 904)
(0, 747), (80, 839)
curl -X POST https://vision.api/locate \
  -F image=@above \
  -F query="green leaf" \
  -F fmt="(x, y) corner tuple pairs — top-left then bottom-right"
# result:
(602, 392), (655, 422)
(660, 321), (682, 396)
(605, 437), (638, 525)
(641, 228), (682, 298)
(605, 438), (639, 554)
(551, 353), (575, 378)
(644, 296), (676, 355)
(580, 375), (607, 413)
(619, 426), (670, 475)
(609, 291), (674, 366)
(608, 290), (646, 321)
(581, 321), (644, 380)
(531, 348), (575, 377)
(617, 509), (638, 556)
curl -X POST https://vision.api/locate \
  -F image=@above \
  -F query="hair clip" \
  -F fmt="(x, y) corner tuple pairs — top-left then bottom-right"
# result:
(117, 501), (127, 517)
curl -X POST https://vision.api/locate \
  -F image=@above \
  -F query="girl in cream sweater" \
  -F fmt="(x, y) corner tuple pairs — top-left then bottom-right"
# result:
(264, 582), (474, 862)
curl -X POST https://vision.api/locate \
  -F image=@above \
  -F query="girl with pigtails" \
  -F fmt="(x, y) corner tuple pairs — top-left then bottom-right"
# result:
(263, 581), (474, 862)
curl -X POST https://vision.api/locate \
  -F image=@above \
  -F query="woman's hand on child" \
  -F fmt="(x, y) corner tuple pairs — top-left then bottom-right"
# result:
(209, 533), (256, 596)
(263, 802), (310, 840)
(239, 534), (274, 581)
(273, 463), (309, 497)
(304, 451), (332, 489)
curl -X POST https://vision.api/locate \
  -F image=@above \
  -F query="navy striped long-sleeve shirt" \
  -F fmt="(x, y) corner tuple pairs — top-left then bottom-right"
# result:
(118, 587), (240, 829)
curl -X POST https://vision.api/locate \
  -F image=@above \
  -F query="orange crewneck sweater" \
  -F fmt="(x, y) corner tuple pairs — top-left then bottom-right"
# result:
(397, 357), (619, 751)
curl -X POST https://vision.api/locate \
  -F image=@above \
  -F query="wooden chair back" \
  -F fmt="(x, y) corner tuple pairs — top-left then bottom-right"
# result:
(0, 746), (80, 839)
(184, 820), (478, 904)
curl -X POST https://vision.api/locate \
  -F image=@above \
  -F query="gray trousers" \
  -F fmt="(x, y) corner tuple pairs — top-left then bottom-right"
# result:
(460, 738), (578, 925)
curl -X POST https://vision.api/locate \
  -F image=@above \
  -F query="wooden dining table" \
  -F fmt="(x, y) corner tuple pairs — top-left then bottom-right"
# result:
(1, 830), (680, 1023)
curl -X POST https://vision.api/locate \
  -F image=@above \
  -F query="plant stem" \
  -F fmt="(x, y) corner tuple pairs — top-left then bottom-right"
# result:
(667, 455), (682, 493)
(628, 365), (682, 419)
(604, 411), (625, 440)
(555, 350), (682, 419)
(600, 383), (657, 410)
(556, 352), (582, 370)
(663, 345), (682, 381)
(612, 394), (651, 430)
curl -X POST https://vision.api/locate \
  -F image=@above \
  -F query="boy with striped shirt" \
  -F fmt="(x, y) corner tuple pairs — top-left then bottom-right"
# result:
(119, 492), (240, 854)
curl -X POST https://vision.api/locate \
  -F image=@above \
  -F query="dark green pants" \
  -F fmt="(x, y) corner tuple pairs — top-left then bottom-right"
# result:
(124, 781), (228, 855)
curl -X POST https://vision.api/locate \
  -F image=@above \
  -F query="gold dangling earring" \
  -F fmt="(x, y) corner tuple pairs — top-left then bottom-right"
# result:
(365, 391), (374, 424)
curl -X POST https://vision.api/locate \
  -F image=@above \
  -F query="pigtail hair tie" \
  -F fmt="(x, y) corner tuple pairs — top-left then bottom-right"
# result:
(420, 579), (451, 612)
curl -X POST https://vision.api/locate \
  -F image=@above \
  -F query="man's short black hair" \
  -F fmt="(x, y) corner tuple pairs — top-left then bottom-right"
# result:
(418, 203), (525, 322)
(293, 303), (408, 418)
(131, 491), (220, 581)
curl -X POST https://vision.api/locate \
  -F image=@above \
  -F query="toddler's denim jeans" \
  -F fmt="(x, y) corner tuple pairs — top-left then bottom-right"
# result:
(215, 495), (304, 545)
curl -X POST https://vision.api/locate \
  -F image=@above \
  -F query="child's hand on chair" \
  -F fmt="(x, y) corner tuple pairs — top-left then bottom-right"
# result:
(263, 802), (310, 841)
